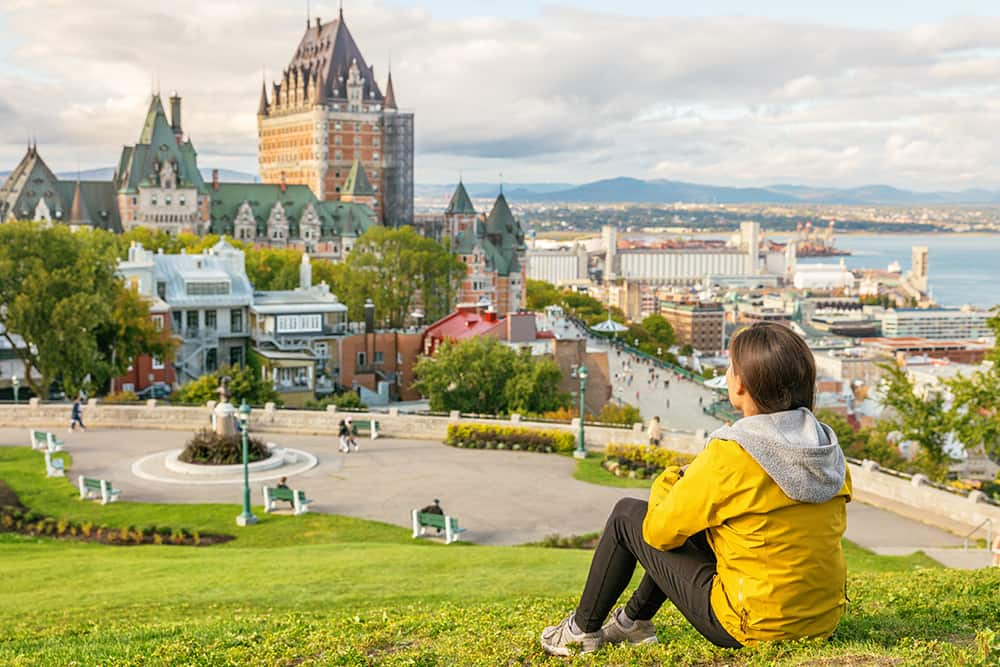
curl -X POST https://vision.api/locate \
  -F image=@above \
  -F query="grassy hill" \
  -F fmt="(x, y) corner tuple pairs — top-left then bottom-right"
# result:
(1, 447), (998, 666)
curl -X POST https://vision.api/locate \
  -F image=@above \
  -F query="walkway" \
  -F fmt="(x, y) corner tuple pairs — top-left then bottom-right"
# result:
(0, 427), (988, 567)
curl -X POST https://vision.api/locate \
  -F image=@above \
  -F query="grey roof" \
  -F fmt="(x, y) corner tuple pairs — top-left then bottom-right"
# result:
(252, 285), (346, 314)
(150, 244), (254, 308)
(341, 159), (374, 197)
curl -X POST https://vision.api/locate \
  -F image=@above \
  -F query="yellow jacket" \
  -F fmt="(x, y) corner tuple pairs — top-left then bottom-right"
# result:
(643, 435), (852, 645)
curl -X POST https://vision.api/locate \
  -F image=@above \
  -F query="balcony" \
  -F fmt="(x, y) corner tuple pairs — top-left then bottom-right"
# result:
(183, 327), (219, 341)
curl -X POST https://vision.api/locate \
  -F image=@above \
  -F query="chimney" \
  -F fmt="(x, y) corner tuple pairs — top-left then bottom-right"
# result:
(169, 93), (182, 140)
(280, 171), (287, 193)
(212, 169), (219, 191)
(364, 298), (375, 334)
(300, 253), (312, 290)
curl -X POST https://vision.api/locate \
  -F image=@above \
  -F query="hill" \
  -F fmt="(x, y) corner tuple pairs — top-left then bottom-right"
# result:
(1, 446), (997, 665)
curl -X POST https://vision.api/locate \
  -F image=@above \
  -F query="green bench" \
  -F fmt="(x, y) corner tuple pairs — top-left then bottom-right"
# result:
(262, 485), (312, 515)
(78, 476), (121, 504)
(411, 509), (466, 544)
(44, 450), (65, 478)
(29, 429), (64, 452)
(350, 419), (380, 440)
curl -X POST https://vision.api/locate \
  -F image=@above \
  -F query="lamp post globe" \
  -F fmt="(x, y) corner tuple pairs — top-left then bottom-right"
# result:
(574, 365), (588, 459)
(236, 400), (257, 526)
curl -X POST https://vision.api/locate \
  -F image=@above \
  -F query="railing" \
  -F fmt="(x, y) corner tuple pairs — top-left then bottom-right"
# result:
(962, 517), (993, 552)
(849, 457), (1000, 507)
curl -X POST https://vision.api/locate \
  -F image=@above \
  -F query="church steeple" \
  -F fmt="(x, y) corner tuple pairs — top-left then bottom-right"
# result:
(257, 78), (269, 116)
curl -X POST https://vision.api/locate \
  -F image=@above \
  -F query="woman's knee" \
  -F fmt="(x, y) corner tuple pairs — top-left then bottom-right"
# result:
(606, 497), (647, 531)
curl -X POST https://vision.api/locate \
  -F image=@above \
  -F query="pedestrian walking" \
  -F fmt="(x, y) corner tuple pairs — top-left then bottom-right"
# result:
(647, 416), (662, 446)
(337, 419), (350, 453)
(69, 397), (86, 432)
(346, 416), (359, 452)
(666, 399), (670, 409)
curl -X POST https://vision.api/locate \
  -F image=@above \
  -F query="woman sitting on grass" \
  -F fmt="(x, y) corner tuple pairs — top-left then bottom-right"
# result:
(542, 321), (851, 655)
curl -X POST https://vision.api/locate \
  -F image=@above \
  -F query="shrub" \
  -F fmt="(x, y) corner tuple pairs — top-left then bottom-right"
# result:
(305, 390), (366, 410)
(103, 390), (139, 403)
(602, 443), (694, 479)
(445, 423), (575, 454)
(179, 429), (270, 465)
(597, 402), (642, 426)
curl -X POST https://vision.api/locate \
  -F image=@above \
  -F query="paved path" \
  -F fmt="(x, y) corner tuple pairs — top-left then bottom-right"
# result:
(1, 427), (987, 567)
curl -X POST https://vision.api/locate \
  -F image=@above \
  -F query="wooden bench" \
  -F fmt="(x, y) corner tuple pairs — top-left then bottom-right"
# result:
(29, 430), (64, 452)
(262, 486), (312, 515)
(411, 509), (466, 544)
(44, 450), (65, 478)
(78, 476), (121, 505)
(351, 419), (380, 440)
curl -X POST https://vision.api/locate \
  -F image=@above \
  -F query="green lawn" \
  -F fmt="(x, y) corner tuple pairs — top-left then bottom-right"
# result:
(2, 446), (998, 666)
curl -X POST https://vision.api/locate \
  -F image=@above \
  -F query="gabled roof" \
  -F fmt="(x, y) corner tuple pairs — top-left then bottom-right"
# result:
(67, 181), (93, 225)
(0, 145), (61, 221)
(282, 10), (383, 104)
(115, 94), (206, 194)
(446, 181), (476, 216)
(485, 192), (515, 235)
(341, 159), (374, 197)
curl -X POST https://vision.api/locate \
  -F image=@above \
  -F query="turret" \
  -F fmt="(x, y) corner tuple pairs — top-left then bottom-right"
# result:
(169, 92), (182, 142)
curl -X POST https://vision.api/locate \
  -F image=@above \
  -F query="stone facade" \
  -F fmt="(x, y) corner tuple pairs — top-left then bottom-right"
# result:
(257, 10), (414, 228)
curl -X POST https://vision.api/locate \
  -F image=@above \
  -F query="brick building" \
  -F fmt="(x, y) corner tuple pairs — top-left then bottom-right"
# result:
(660, 303), (726, 353)
(257, 9), (414, 228)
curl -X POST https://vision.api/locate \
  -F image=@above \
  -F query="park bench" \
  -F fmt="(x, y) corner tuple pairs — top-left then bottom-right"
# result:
(29, 429), (64, 452)
(351, 419), (380, 440)
(262, 485), (312, 515)
(77, 476), (121, 505)
(44, 450), (65, 478)
(411, 508), (466, 545)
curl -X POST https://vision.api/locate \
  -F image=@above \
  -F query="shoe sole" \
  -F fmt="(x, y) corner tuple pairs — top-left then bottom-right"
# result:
(540, 640), (601, 657)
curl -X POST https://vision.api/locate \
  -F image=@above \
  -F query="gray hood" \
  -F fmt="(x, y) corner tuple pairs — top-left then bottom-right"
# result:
(709, 408), (846, 504)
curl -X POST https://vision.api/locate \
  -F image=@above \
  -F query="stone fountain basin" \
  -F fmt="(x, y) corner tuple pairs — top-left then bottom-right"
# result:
(164, 443), (299, 476)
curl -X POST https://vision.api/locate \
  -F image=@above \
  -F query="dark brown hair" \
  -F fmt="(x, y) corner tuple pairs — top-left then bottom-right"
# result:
(729, 322), (815, 414)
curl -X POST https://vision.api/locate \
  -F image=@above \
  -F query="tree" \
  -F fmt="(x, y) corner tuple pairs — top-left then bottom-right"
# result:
(331, 226), (464, 328)
(598, 402), (642, 426)
(815, 408), (857, 449)
(174, 365), (281, 407)
(0, 224), (169, 397)
(413, 336), (569, 415)
(641, 314), (676, 350)
(526, 279), (563, 311)
(947, 307), (1000, 462)
(878, 362), (952, 468)
(95, 288), (177, 392)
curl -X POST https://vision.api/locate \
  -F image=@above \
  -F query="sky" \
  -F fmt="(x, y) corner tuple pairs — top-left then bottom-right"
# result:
(4, 1), (1000, 189)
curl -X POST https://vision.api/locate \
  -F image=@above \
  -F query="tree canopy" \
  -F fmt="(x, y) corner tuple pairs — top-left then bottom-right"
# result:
(0, 223), (174, 397)
(413, 336), (569, 415)
(173, 365), (281, 407)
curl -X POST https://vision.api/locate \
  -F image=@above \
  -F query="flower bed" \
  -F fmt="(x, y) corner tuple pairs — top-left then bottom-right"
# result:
(445, 423), (575, 454)
(601, 442), (694, 480)
(0, 503), (231, 546)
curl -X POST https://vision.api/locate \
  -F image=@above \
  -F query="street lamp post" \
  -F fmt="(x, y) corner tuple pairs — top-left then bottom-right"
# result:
(11, 376), (19, 404)
(574, 365), (588, 459)
(235, 400), (257, 526)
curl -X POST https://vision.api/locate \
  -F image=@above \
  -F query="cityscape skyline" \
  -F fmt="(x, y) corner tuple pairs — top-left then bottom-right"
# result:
(5, 2), (1000, 189)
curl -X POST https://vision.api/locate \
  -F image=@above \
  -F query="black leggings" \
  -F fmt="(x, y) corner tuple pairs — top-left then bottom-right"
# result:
(574, 497), (741, 649)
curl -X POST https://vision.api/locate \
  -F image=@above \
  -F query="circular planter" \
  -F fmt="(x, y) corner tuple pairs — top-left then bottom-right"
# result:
(164, 444), (292, 476)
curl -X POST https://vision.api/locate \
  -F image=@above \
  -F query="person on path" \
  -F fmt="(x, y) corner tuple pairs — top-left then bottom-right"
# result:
(346, 416), (359, 452)
(540, 322), (851, 656)
(647, 416), (662, 446)
(69, 398), (86, 432)
(337, 419), (350, 453)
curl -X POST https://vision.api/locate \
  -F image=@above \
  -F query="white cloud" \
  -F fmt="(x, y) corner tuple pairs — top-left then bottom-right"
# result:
(2, 1), (1000, 188)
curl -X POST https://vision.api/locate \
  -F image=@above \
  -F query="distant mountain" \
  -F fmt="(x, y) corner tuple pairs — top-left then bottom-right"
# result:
(517, 177), (1000, 205)
(415, 182), (573, 199)
(2, 166), (258, 185)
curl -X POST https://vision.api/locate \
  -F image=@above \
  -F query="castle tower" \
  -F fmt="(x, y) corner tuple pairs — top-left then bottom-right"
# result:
(257, 9), (414, 228)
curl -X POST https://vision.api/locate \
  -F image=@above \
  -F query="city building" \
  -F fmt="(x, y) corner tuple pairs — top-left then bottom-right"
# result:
(2, 96), (377, 259)
(526, 244), (589, 286)
(118, 240), (253, 383)
(660, 303), (726, 353)
(249, 255), (348, 406)
(257, 9), (414, 228)
(792, 261), (856, 291)
(115, 291), (176, 395)
(859, 337), (993, 365)
(878, 308), (992, 340)
(812, 347), (892, 389)
(909, 245), (929, 293)
(447, 183), (527, 314)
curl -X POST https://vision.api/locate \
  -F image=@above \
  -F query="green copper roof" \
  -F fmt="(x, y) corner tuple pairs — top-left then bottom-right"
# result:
(341, 159), (374, 197)
(116, 95), (207, 194)
(208, 182), (374, 239)
(485, 192), (515, 235)
(446, 181), (476, 216)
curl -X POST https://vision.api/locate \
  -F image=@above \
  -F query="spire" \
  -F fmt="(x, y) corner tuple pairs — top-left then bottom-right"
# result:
(384, 68), (398, 110)
(68, 179), (93, 226)
(341, 158), (374, 198)
(446, 180), (476, 216)
(257, 77), (269, 116)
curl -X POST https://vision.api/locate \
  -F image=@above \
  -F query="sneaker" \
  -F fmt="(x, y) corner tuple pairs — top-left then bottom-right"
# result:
(540, 614), (603, 657)
(601, 608), (658, 646)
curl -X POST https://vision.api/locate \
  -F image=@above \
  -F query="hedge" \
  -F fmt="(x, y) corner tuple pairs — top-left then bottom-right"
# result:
(602, 442), (694, 480)
(445, 423), (576, 454)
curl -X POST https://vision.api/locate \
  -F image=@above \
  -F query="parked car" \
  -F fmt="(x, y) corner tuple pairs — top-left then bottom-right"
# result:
(137, 382), (172, 399)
